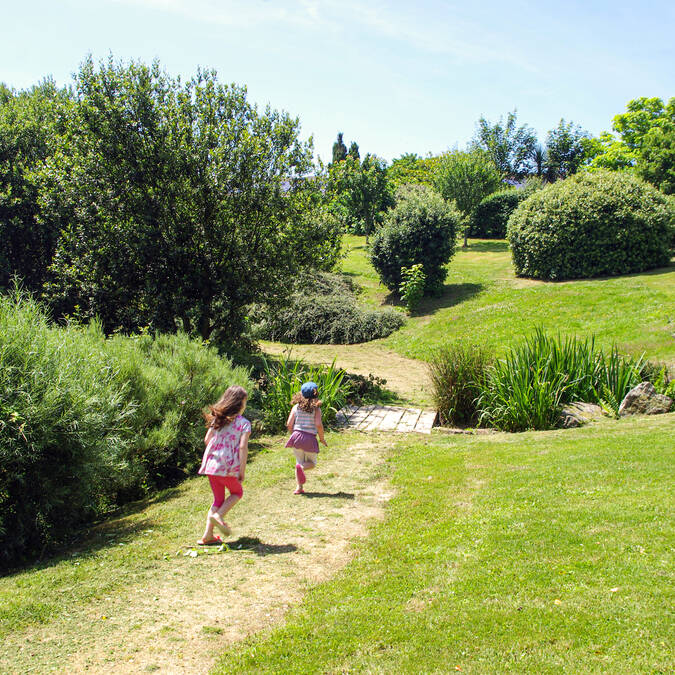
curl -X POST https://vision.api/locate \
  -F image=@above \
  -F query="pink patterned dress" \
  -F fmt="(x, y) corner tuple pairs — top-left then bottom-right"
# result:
(198, 415), (251, 477)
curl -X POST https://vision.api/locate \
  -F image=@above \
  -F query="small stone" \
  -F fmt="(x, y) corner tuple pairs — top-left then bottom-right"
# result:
(559, 401), (604, 428)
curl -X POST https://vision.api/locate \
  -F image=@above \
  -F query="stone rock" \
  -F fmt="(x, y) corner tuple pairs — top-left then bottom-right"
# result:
(560, 401), (605, 428)
(618, 381), (673, 416)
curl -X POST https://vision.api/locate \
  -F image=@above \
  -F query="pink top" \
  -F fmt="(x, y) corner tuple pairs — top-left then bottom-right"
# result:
(198, 415), (251, 477)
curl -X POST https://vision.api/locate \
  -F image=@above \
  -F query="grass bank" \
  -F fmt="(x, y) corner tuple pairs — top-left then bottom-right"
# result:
(341, 235), (675, 364)
(216, 413), (674, 674)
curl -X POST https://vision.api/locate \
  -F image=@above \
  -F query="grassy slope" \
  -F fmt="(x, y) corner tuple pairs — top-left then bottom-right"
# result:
(342, 235), (675, 364)
(216, 414), (674, 674)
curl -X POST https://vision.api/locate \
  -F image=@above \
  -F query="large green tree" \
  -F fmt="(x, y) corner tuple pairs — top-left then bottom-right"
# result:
(472, 110), (537, 178)
(544, 119), (589, 180)
(0, 80), (71, 291)
(636, 98), (675, 194)
(328, 153), (393, 240)
(40, 57), (321, 343)
(583, 97), (675, 193)
(433, 149), (502, 247)
(387, 153), (440, 189)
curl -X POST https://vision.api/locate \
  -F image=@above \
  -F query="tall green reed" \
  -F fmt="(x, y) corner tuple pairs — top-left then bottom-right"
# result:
(477, 329), (644, 432)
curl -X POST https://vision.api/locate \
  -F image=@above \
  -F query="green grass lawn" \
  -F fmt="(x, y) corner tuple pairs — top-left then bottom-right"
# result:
(341, 235), (675, 364)
(215, 413), (674, 674)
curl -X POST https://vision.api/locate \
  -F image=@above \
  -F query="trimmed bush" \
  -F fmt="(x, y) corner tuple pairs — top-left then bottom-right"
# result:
(250, 272), (405, 344)
(507, 170), (673, 280)
(370, 185), (460, 293)
(429, 343), (493, 426)
(0, 292), (251, 568)
(469, 189), (522, 238)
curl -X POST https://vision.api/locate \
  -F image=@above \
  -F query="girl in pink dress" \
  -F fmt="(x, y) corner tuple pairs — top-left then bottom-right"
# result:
(197, 386), (251, 544)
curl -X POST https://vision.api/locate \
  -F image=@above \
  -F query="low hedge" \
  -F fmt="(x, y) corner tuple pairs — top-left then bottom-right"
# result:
(250, 272), (405, 344)
(507, 170), (673, 280)
(469, 189), (522, 238)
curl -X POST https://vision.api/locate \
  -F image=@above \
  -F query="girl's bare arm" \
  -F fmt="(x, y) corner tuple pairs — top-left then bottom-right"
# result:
(204, 426), (215, 446)
(238, 432), (250, 482)
(315, 408), (327, 446)
(286, 407), (296, 432)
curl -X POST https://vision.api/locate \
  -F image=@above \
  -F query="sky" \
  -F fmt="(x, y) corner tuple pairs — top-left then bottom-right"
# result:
(3, 0), (674, 163)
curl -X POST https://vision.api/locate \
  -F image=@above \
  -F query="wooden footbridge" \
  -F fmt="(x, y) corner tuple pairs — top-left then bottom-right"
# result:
(336, 405), (437, 434)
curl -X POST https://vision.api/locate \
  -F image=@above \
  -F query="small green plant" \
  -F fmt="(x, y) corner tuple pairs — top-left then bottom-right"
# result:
(399, 264), (426, 313)
(598, 385), (621, 418)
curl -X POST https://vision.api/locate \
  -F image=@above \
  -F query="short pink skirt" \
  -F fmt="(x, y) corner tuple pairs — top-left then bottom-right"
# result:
(285, 430), (319, 453)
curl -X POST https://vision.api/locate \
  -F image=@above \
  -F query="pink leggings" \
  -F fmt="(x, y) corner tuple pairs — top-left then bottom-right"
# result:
(208, 475), (243, 508)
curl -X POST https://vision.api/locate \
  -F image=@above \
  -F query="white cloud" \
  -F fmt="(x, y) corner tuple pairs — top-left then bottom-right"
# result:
(108, 0), (537, 72)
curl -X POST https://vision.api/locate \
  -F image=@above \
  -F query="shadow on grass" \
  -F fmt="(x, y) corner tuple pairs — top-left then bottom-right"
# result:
(385, 282), (484, 317)
(1, 515), (158, 578)
(464, 240), (510, 253)
(301, 491), (355, 500)
(226, 536), (297, 556)
(512, 260), (675, 285)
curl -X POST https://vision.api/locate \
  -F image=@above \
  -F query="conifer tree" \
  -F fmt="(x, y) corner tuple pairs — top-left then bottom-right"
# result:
(332, 132), (347, 163)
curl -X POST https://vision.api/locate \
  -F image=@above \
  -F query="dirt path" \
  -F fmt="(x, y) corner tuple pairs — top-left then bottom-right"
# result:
(4, 436), (393, 674)
(261, 341), (432, 406)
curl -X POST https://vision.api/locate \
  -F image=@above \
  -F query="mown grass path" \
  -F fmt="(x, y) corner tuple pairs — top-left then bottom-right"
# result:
(0, 432), (393, 674)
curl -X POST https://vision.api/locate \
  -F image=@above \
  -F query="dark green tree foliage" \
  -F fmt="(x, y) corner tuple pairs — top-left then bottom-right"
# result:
(370, 184), (460, 293)
(469, 189), (522, 238)
(472, 110), (538, 178)
(39, 57), (318, 342)
(544, 119), (589, 180)
(329, 153), (393, 238)
(332, 131), (348, 163)
(0, 80), (71, 290)
(507, 170), (673, 280)
(348, 141), (360, 159)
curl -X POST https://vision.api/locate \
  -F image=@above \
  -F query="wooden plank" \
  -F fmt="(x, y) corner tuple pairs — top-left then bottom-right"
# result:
(395, 408), (422, 432)
(347, 405), (376, 429)
(414, 410), (437, 434)
(378, 407), (406, 431)
(362, 406), (390, 431)
(342, 405), (360, 419)
(335, 405), (360, 426)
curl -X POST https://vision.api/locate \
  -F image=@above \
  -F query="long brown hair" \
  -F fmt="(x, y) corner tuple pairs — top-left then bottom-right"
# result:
(291, 392), (322, 413)
(204, 386), (248, 430)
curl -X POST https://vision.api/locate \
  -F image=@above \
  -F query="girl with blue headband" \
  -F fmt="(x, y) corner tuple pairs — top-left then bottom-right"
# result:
(285, 381), (327, 494)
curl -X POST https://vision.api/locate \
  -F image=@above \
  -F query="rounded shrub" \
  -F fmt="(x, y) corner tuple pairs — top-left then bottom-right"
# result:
(469, 189), (522, 238)
(250, 272), (405, 344)
(370, 185), (460, 293)
(507, 170), (673, 280)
